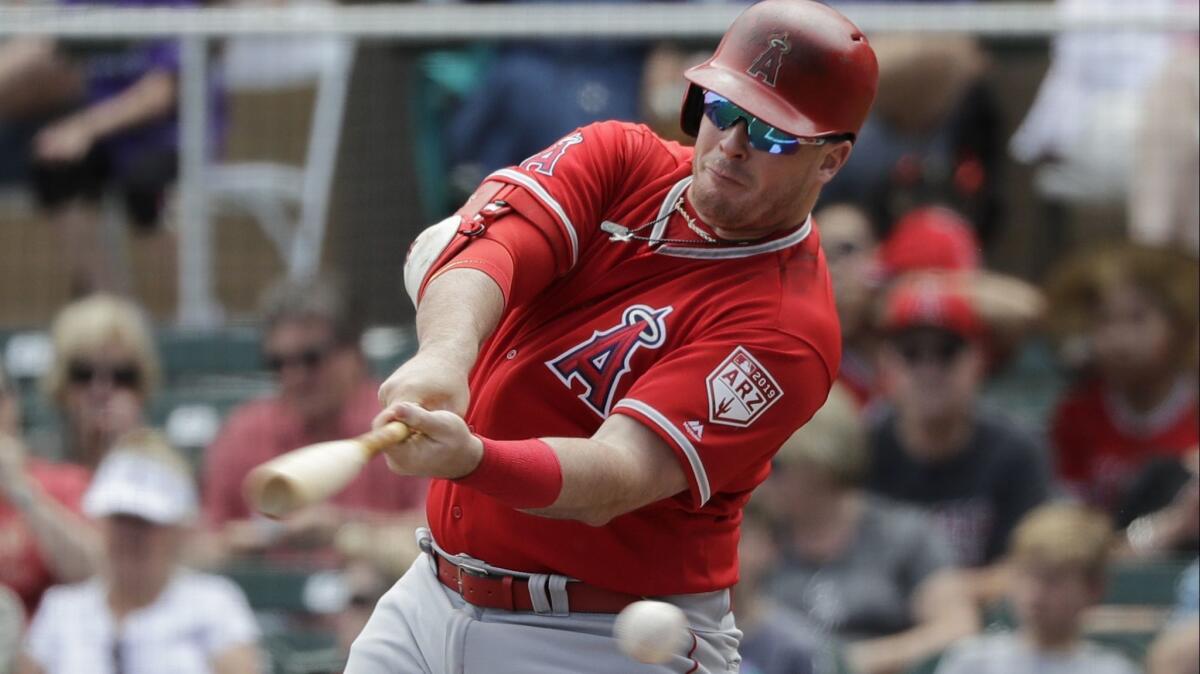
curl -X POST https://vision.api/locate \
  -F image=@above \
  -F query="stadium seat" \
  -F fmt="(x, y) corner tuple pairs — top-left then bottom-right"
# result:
(263, 629), (344, 674)
(223, 563), (323, 614)
(156, 326), (266, 381)
(1105, 558), (1193, 606)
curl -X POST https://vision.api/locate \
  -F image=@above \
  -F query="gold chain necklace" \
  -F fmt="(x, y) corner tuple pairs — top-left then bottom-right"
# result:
(600, 196), (721, 245)
(673, 196), (717, 243)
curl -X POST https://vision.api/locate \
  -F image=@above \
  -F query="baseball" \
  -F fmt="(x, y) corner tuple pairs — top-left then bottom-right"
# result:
(613, 600), (690, 664)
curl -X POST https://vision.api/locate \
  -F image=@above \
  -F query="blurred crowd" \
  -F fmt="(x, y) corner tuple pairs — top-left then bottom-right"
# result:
(0, 0), (1198, 673)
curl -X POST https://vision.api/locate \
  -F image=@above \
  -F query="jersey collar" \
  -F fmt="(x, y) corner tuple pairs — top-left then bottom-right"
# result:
(649, 177), (813, 260)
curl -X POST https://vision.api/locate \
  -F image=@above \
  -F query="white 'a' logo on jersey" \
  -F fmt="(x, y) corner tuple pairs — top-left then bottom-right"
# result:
(520, 133), (584, 176)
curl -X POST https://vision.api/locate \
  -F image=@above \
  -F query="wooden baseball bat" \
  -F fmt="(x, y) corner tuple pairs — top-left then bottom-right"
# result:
(244, 421), (412, 519)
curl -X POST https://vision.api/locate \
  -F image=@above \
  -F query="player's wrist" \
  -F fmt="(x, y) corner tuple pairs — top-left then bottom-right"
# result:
(453, 435), (563, 509)
(461, 434), (485, 478)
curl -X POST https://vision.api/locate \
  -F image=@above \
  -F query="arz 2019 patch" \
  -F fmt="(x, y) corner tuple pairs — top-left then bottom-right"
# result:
(706, 346), (783, 427)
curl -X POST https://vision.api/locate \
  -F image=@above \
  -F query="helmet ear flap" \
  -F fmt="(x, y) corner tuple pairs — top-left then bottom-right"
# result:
(679, 84), (706, 138)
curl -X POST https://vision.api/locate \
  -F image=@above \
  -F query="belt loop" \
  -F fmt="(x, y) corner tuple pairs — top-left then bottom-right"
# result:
(416, 527), (436, 571)
(527, 574), (552, 615)
(501, 576), (515, 611)
(548, 575), (570, 616)
(415, 526), (433, 552)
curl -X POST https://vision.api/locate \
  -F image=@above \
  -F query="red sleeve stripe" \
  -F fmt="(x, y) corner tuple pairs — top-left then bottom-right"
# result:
(489, 168), (580, 268)
(613, 398), (712, 506)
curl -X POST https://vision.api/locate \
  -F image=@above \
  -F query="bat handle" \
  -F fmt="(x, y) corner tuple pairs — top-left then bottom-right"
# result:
(357, 421), (412, 458)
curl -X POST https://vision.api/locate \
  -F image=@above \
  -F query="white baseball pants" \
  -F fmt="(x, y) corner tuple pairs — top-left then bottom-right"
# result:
(345, 534), (741, 673)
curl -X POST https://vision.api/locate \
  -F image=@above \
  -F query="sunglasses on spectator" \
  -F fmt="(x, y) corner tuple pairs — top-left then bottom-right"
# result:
(67, 360), (142, 389)
(893, 333), (968, 367)
(825, 239), (869, 263)
(702, 91), (839, 155)
(264, 344), (335, 373)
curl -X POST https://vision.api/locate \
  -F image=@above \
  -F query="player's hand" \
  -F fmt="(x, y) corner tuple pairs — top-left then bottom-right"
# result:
(375, 402), (482, 480)
(377, 350), (471, 417)
(34, 119), (94, 163)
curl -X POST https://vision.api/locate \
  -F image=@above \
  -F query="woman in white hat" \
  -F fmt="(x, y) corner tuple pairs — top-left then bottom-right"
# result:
(17, 429), (262, 674)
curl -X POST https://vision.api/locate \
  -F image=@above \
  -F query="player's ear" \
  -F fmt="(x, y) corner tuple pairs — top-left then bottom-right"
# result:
(815, 141), (853, 185)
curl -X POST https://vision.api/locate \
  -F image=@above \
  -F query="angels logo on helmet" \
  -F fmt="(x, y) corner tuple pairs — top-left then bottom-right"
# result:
(746, 32), (791, 88)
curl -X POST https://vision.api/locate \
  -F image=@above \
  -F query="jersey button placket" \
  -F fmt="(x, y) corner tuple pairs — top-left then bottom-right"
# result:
(451, 505), (463, 519)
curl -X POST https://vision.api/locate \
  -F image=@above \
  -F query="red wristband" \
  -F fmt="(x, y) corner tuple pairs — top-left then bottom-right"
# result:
(454, 436), (563, 509)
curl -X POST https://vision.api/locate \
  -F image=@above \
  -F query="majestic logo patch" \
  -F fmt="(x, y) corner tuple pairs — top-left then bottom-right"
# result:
(520, 133), (584, 176)
(746, 32), (791, 88)
(707, 346), (783, 427)
(547, 305), (673, 417)
(684, 420), (705, 442)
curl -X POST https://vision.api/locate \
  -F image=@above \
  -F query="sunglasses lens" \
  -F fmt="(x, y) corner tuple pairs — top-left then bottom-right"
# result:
(757, 126), (800, 155)
(300, 349), (325, 368)
(898, 335), (966, 366)
(111, 367), (141, 389)
(265, 345), (330, 373)
(701, 91), (803, 155)
(702, 92), (739, 131)
(68, 362), (95, 384)
(67, 361), (140, 389)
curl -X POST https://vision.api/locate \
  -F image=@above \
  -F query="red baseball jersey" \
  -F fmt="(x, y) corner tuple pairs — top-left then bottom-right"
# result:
(1052, 377), (1198, 511)
(421, 121), (841, 595)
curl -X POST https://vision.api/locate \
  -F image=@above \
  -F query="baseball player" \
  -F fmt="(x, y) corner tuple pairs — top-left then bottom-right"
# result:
(348, 1), (878, 672)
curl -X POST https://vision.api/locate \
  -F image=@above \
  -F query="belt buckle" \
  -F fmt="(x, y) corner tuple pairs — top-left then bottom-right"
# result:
(454, 558), (489, 595)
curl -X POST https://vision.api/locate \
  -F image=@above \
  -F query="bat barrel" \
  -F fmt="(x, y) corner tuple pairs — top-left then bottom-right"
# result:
(249, 471), (309, 520)
(244, 421), (411, 519)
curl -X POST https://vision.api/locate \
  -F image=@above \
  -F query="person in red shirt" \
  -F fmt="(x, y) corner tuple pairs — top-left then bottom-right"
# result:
(1046, 244), (1199, 513)
(342, 1), (878, 672)
(3, 294), (156, 616)
(200, 277), (426, 566)
(816, 202), (882, 408)
(0, 364), (94, 617)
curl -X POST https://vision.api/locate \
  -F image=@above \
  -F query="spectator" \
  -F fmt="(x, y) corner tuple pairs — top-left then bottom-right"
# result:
(0, 362), (97, 617)
(201, 277), (425, 565)
(934, 504), (1139, 674)
(875, 206), (980, 279)
(1011, 0), (1175, 205)
(18, 429), (261, 674)
(736, 502), (827, 674)
(0, 585), (22, 674)
(442, 0), (653, 202)
(866, 275), (1050, 580)
(1117, 449), (1198, 558)
(329, 560), (394, 664)
(0, 0), (219, 295)
(822, 34), (1003, 246)
(44, 293), (158, 469)
(1147, 559), (1198, 674)
(1131, 39), (1199, 257)
(816, 203), (881, 408)
(876, 207), (1044, 359)
(763, 385), (979, 674)
(1045, 244), (1199, 513)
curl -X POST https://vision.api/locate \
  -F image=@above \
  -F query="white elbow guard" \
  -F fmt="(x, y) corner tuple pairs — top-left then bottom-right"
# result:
(404, 214), (462, 307)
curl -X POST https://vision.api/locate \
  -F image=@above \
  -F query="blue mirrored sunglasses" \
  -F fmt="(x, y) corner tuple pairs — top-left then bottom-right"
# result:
(702, 91), (831, 155)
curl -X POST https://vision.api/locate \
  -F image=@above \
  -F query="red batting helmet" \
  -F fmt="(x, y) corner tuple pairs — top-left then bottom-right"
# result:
(680, 0), (879, 140)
